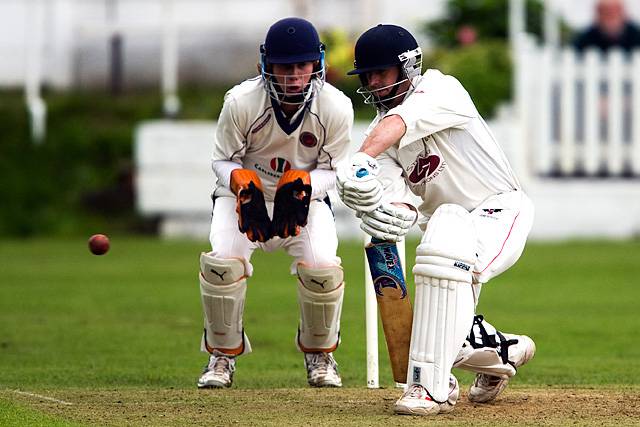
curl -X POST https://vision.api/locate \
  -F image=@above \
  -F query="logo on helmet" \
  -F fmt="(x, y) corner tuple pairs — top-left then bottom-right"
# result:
(270, 157), (292, 173)
(299, 131), (318, 148)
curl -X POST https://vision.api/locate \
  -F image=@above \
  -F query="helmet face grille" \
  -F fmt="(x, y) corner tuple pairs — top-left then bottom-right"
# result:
(260, 18), (326, 107)
(356, 48), (422, 111)
(261, 67), (325, 106)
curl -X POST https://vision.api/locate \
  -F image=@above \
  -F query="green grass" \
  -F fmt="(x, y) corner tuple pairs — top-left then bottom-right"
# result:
(0, 398), (81, 426)
(1, 237), (639, 394)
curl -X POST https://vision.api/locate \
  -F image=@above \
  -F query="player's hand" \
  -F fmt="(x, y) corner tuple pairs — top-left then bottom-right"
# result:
(336, 152), (383, 213)
(272, 170), (312, 238)
(359, 202), (417, 242)
(230, 169), (272, 242)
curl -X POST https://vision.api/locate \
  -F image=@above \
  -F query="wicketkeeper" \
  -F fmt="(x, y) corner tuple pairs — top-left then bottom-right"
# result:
(197, 17), (353, 389)
(338, 24), (536, 415)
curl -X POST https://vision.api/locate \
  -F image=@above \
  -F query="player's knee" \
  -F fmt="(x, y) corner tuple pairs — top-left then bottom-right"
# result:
(296, 263), (344, 293)
(199, 252), (247, 286)
(413, 204), (477, 283)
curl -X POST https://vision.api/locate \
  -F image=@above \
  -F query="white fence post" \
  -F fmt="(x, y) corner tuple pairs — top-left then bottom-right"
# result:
(25, 0), (47, 143)
(536, 46), (553, 176)
(583, 50), (600, 175)
(632, 51), (640, 175)
(560, 48), (577, 175)
(606, 49), (624, 175)
(162, 0), (180, 117)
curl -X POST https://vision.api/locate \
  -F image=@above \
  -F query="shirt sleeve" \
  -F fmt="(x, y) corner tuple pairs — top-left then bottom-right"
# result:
(376, 150), (413, 204)
(212, 160), (242, 189)
(390, 73), (477, 149)
(316, 96), (354, 171)
(310, 169), (336, 200)
(212, 94), (247, 163)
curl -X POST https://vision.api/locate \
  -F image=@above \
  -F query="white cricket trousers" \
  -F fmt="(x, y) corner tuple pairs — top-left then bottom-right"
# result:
(470, 190), (535, 285)
(208, 196), (341, 275)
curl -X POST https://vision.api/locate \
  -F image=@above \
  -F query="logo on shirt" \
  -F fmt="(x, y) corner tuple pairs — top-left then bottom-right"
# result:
(407, 154), (441, 184)
(299, 131), (318, 148)
(251, 114), (272, 134)
(482, 209), (503, 215)
(270, 157), (292, 173)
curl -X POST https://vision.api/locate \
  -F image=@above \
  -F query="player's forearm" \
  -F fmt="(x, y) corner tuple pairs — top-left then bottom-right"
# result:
(359, 114), (406, 158)
(309, 168), (335, 200)
(212, 159), (243, 188)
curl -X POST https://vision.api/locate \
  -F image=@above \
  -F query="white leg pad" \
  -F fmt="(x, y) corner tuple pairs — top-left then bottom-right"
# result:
(199, 252), (252, 356)
(296, 263), (344, 352)
(408, 204), (477, 403)
(453, 315), (518, 378)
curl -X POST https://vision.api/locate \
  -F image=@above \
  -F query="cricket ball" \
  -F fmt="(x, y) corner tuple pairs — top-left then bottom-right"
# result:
(88, 234), (110, 255)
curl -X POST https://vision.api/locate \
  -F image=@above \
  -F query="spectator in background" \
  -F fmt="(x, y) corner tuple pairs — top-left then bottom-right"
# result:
(456, 25), (478, 47)
(573, 0), (640, 54)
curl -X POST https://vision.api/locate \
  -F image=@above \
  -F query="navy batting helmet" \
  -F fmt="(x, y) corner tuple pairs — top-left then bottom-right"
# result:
(348, 24), (422, 109)
(260, 17), (326, 106)
(261, 17), (324, 64)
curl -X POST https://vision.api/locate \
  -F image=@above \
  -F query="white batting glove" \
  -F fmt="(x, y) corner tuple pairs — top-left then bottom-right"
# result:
(336, 152), (383, 213)
(359, 202), (417, 242)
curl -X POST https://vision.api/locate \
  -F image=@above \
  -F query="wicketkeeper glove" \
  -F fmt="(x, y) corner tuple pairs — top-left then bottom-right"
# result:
(230, 169), (272, 242)
(272, 169), (312, 238)
(336, 152), (383, 213)
(359, 202), (418, 242)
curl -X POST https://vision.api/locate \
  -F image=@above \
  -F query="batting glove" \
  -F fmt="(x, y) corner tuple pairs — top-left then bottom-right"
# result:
(336, 152), (383, 213)
(359, 202), (417, 242)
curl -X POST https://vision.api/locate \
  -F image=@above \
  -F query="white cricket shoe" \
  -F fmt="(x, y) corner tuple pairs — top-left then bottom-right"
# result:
(304, 352), (342, 387)
(197, 354), (236, 389)
(468, 334), (536, 403)
(438, 375), (460, 414)
(394, 375), (459, 416)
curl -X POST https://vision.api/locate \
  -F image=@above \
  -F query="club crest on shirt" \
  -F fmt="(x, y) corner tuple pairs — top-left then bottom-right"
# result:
(407, 153), (441, 184)
(269, 157), (292, 173)
(299, 131), (318, 148)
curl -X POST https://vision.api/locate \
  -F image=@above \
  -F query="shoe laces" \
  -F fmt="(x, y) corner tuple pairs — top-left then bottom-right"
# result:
(477, 374), (501, 388)
(406, 384), (430, 400)
(305, 352), (336, 373)
(206, 355), (235, 375)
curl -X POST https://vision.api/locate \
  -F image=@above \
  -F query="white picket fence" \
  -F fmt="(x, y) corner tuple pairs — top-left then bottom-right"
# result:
(515, 44), (640, 178)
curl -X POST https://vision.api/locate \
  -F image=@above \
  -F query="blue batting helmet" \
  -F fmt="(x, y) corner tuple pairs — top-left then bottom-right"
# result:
(261, 17), (324, 64)
(347, 24), (420, 75)
(348, 24), (422, 110)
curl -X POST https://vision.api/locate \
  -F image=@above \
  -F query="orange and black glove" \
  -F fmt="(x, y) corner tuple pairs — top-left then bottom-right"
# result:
(230, 169), (272, 242)
(272, 170), (312, 238)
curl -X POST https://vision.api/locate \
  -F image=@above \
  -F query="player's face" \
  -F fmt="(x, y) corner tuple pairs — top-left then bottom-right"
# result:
(271, 62), (315, 96)
(365, 67), (400, 98)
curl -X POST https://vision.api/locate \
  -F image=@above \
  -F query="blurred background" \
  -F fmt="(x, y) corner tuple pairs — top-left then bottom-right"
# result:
(1, 0), (639, 240)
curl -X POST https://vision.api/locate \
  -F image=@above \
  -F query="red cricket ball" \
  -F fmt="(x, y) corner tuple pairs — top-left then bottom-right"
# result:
(88, 234), (110, 255)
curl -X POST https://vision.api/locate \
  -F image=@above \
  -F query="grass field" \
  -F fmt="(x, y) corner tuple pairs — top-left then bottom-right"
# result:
(1, 237), (639, 425)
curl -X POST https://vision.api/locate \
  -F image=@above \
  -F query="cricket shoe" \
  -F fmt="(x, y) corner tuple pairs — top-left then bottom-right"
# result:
(197, 354), (235, 388)
(468, 334), (536, 403)
(394, 375), (459, 416)
(304, 352), (342, 387)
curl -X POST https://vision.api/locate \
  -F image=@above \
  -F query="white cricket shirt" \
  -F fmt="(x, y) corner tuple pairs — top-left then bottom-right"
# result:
(370, 69), (521, 218)
(212, 77), (353, 201)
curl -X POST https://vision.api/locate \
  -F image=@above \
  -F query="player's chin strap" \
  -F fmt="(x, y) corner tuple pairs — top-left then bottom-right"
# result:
(467, 315), (519, 366)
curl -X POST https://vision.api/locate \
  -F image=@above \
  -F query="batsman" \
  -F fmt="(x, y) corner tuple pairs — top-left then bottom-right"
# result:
(338, 24), (536, 415)
(196, 17), (353, 389)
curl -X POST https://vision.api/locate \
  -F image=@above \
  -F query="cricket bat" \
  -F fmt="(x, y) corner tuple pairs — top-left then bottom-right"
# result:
(365, 239), (413, 384)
